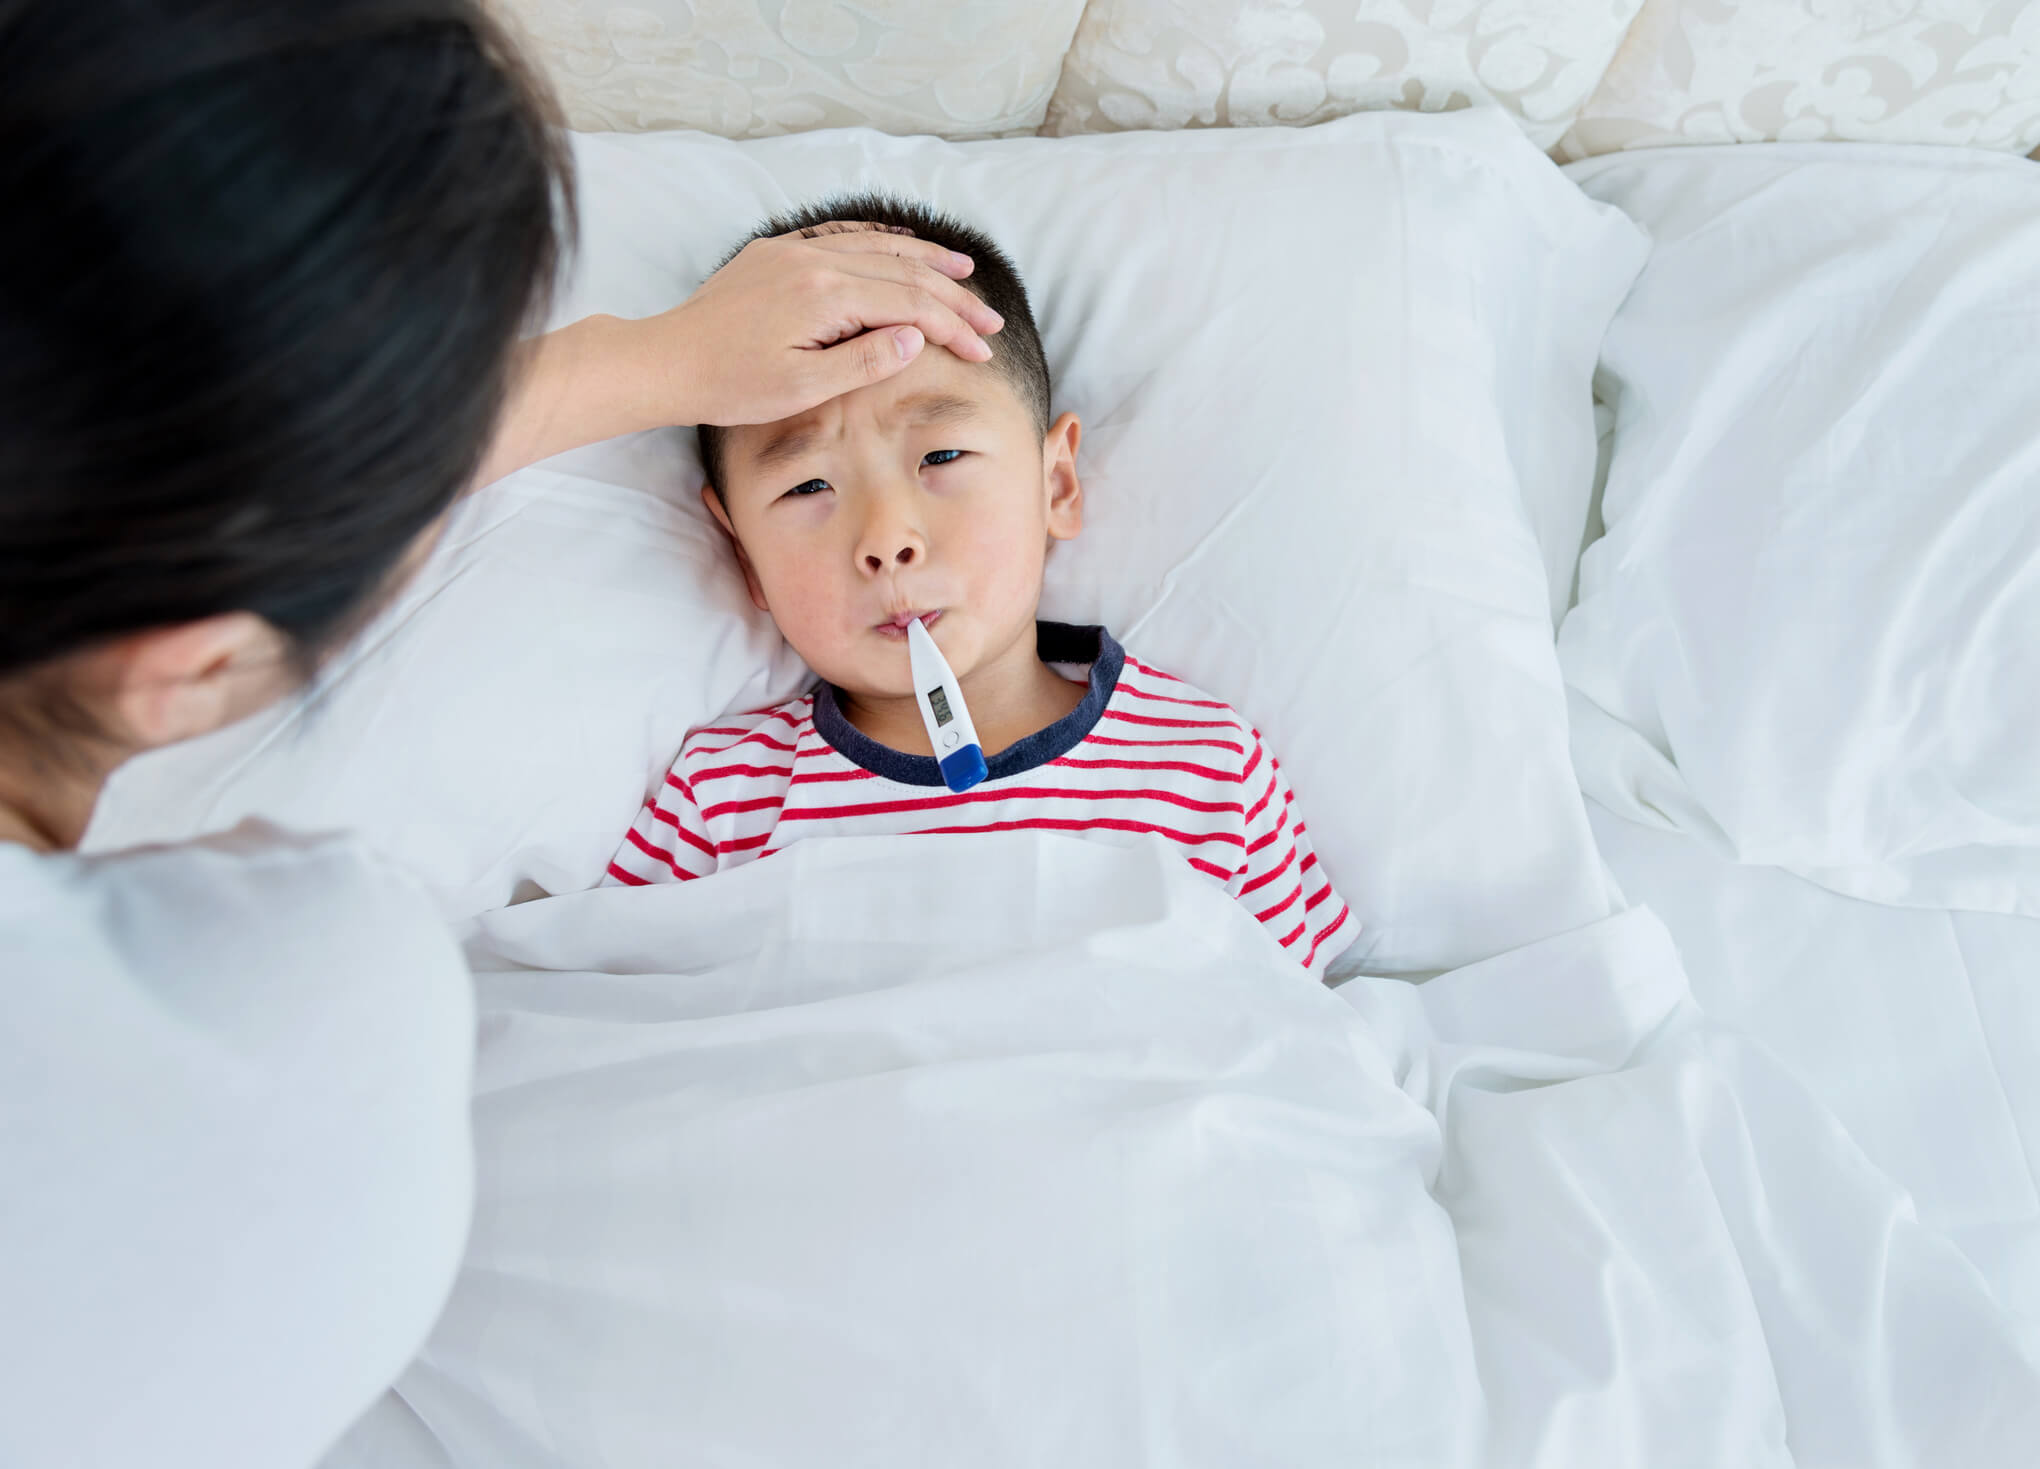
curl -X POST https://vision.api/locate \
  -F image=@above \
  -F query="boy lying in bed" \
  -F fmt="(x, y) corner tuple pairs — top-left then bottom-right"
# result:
(605, 194), (1358, 977)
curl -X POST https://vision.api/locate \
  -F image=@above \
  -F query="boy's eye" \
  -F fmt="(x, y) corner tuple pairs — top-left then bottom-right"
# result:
(783, 479), (831, 498)
(923, 449), (964, 467)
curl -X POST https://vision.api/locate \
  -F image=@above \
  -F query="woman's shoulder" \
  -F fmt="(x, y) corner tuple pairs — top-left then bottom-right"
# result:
(0, 823), (475, 1468)
(2, 819), (474, 1129)
(62, 816), (439, 904)
(9, 820), (465, 1008)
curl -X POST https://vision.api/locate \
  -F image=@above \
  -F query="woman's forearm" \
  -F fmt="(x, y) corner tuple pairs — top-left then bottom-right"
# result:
(470, 313), (672, 491)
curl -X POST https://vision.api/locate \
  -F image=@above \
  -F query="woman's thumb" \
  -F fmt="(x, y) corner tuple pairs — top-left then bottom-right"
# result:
(889, 326), (925, 363)
(816, 325), (923, 399)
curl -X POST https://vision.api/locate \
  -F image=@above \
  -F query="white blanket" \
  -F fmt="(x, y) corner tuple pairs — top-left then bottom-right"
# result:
(1560, 145), (2040, 916)
(340, 835), (2040, 1468)
(1587, 804), (2040, 1343)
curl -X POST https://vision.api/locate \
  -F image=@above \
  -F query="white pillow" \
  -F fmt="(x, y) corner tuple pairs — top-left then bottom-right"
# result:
(1561, 144), (2040, 916)
(89, 110), (1641, 972)
(88, 452), (809, 917)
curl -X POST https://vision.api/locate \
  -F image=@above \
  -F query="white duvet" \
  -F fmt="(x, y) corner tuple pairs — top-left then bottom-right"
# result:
(336, 835), (2040, 1468)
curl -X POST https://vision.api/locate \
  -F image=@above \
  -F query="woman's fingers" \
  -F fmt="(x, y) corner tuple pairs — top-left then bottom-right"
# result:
(791, 268), (1016, 406)
(817, 274), (996, 365)
(789, 220), (977, 280)
(811, 248), (1004, 339)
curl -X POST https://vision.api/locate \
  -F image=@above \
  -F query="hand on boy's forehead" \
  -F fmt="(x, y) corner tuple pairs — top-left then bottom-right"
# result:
(722, 344), (1027, 498)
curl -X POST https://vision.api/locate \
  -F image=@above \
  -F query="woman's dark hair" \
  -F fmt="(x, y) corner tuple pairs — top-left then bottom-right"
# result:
(0, 0), (571, 691)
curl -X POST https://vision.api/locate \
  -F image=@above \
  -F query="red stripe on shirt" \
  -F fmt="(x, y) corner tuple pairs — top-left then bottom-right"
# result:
(779, 784), (1244, 824)
(645, 805), (717, 860)
(1123, 655), (1191, 686)
(1239, 842), (1298, 897)
(696, 730), (800, 758)
(1103, 708), (1242, 732)
(1117, 681), (1231, 711)
(787, 765), (878, 786)
(1048, 755), (1236, 782)
(1305, 906), (1352, 969)
(692, 761), (796, 786)
(1244, 825), (1283, 858)
(606, 861), (652, 886)
(624, 826), (694, 880)
(906, 815), (1248, 849)
(701, 794), (791, 821)
(1085, 732), (1245, 755)
(1254, 883), (1301, 925)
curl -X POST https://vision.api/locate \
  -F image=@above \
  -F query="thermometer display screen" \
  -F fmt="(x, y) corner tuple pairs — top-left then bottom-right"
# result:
(926, 686), (954, 726)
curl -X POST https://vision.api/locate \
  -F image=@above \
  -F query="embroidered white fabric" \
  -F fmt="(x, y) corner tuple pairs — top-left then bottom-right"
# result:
(1039, 0), (1646, 150)
(1556, 0), (2040, 159)
(487, 0), (1088, 138)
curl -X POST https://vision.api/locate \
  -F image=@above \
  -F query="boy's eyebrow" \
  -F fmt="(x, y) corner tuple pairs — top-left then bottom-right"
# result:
(891, 392), (981, 427)
(747, 392), (983, 474)
(751, 425), (822, 473)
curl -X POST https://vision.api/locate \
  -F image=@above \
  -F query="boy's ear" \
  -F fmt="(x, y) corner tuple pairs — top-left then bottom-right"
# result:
(700, 484), (770, 613)
(1042, 411), (1083, 542)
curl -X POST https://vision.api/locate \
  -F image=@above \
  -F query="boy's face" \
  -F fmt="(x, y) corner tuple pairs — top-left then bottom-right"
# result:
(705, 344), (1081, 698)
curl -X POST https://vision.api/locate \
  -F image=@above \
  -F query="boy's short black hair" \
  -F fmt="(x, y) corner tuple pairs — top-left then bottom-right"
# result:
(699, 192), (1050, 498)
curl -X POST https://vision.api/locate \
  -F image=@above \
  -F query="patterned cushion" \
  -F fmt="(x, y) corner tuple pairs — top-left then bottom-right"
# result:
(488, 0), (1088, 137)
(1040, 0), (1645, 150)
(1557, 0), (2040, 160)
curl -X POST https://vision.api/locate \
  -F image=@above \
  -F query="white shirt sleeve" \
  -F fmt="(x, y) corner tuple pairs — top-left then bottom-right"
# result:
(0, 824), (475, 1469)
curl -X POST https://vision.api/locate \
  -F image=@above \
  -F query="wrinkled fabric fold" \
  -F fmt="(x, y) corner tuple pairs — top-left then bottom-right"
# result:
(329, 833), (2039, 1467)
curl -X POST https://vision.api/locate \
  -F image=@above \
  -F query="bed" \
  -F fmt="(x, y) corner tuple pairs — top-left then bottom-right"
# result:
(84, 3), (2040, 1464)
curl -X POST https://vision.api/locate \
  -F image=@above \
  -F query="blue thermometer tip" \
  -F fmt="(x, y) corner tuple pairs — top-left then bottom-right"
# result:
(939, 744), (987, 793)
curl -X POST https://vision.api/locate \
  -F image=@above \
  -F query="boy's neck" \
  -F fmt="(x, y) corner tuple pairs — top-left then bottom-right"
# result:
(837, 619), (1088, 761)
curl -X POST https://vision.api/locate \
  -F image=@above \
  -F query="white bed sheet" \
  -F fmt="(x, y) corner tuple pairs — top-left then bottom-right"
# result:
(323, 831), (2040, 1467)
(1588, 802), (2040, 1349)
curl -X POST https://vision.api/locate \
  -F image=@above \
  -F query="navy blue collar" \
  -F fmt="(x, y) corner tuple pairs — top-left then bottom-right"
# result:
(813, 622), (1124, 787)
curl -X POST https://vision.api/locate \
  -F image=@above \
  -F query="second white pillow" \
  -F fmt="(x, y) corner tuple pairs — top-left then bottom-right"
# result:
(1564, 144), (2040, 916)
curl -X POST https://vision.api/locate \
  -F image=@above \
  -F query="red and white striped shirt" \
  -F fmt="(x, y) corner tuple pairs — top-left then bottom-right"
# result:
(605, 624), (1359, 975)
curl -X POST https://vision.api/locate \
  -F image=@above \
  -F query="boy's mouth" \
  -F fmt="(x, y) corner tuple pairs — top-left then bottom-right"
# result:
(873, 609), (941, 641)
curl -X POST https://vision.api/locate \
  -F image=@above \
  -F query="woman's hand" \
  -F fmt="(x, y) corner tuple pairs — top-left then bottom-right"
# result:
(658, 222), (1004, 427)
(471, 222), (1005, 490)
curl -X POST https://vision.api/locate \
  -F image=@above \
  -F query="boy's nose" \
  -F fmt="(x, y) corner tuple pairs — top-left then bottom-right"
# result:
(857, 508), (926, 574)
(863, 542), (917, 573)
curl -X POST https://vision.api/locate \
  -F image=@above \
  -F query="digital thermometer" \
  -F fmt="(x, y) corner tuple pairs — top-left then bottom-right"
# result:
(907, 616), (987, 793)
